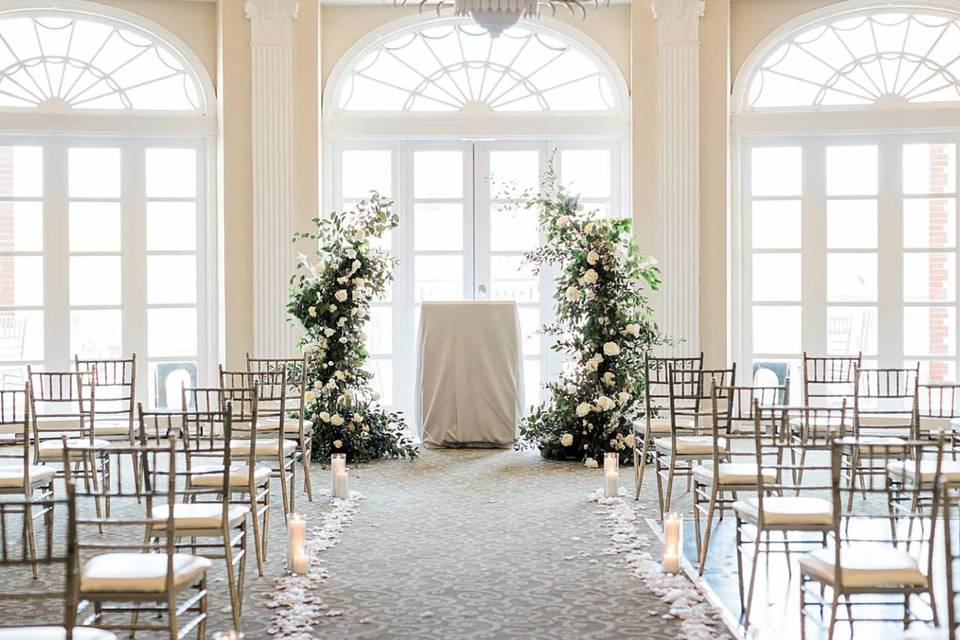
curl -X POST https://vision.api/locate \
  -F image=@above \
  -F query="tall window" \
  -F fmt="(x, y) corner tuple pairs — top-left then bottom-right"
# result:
(0, 6), (215, 407)
(735, 6), (960, 385)
(325, 17), (629, 416)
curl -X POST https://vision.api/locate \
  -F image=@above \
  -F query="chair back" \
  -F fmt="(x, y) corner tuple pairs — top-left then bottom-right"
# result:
(643, 353), (702, 425)
(702, 381), (787, 477)
(0, 484), (77, 631)
(76, 354), (136, 437)
(917, 383), (960, 432)
(246, 354), (308, 418)
(220, 367), (287, 435)
(28, 369), (96, 452)
(802, 352), (861, 407)
(181, 386), (259, 485)
(0, 386), (32, 493)
(667, 365), (736, 436)
(853, 365), (919, 438)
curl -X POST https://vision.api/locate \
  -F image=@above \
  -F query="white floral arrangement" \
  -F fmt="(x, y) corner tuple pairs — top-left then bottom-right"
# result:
(515, 165), (665, 466)
(288, 193), (417, 462)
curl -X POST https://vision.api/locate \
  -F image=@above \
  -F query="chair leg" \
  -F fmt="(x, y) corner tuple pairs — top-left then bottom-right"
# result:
(827, 589), (840, 640)
(301, 434), (314, 502)
(22, 500), (38, 579)
(698, 484), (719, 574)
(634, 431), (651, 500)
(238, 521), (248, 606)
(655, 452), (666, 517)
(249, 492), (266, 577)
(197, 576), (208, 640)
(223, 534), (241, 631)
(664, 459), (676, 514)
(276, 461), (290, 523)
(742, 527), (763, 629)
(288, 457), (296, 516)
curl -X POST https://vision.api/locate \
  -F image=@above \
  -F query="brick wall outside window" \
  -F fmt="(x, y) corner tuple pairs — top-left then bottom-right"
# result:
(927, 144), (950, 382)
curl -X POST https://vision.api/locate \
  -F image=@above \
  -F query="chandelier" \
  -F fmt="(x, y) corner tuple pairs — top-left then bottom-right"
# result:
(400, 0), (606, 38)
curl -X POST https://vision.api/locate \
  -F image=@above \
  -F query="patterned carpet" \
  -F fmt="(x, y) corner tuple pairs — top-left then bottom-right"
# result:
(0, 448), (715, 639)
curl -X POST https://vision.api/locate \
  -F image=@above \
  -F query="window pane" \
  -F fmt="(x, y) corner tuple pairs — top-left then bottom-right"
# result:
(414, 151), (462, 199)
(518, 306), (541, 356)
(414, 203), (463, 251)
(561, 149), (610, 198)
(0, 201), (42, 251)
(70, 310), (121, 359)
(0, 256), (42, 306)
(752, 254), (801, 301)
(69, 202), (120, 251)
(904, 253), (956, 303)
(414, 255), (463, 301)
(904, 143), (956, 195)
(342, 150), (391, 198)
(146, 148), (196, 198)
(148, 255), (197, 304)
(752, 306), (801, 353)
(148, 308), (197, 357)
(752, 200), (800, 249)
(827, 146), (878, 196)
(69, 148), (120, 198)
(0, 146), (42, 197)
(148, 361), (197, 410)
(0, 310), (42, 361)
(366, 359), (392, 406)
(365, 306), (392, 354)
(827, 306), (877, 355)
(490, 150), (540, 196)
(751, 147), (801, 196)
(914, 361), (956, 384)
(904, 198), (956, 249)
(905, 307), (956, 356)
(492, 205), (539, 252)
(827, 199), (877, 249)
(69, 256), (120, 305)
(827, 253), (877, 302)
(147, 202), (197, 250)
(491, 255), (539, 303)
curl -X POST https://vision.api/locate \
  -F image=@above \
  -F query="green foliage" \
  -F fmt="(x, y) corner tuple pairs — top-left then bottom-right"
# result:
(288, 193), (418, 463)
(515, 165), (666, 467)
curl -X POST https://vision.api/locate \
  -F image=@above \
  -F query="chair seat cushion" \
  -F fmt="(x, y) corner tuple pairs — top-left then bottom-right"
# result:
(188, 464), (271, 488)
(836, 436), (907, 454)
(0, 626), (118, 640)
(798, 545), (927, 588)
(229, 439), (297, 457)
(0, 464), (56, 488)
(788, 416), (846, 434)
(886, 460), (960, 483)
(92, 420), (131, 437)
(151, 502), (248, 530)
(256, 417), (313, 433)
(896, 628), (949, 640)
(654, 436), (725, 455)
(37, 438), (110, 458)
(640, 416), (697, 434)
(734, 496), (833, 526)
(81, 552), (211, 593)
(693, 463), (775, 485)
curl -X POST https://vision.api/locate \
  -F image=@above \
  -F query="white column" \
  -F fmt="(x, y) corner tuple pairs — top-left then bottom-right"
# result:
(246, 0), (299, 356)
(651, 0), (705, 356)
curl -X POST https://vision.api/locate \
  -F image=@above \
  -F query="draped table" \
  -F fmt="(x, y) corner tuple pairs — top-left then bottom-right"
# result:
(416, 301), (524, 447)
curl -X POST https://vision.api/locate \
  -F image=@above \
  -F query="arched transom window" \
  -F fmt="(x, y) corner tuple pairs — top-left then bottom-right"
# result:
(0, 10), (204, 112)
(745, 10), (960, 110)
(334, 22), (619, 113)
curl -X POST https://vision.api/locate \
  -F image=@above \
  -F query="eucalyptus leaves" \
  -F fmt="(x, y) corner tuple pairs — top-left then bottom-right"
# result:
(288, 193), (418, 463)
(516, 167), (665, 466)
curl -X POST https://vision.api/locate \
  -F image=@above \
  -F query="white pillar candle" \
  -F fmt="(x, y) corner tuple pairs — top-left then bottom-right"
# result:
(662, 512), (683, 574)
(331, 453), (346, 475)
(291, 550), (310, 575)
(604, 452), (619, 474)
(604, 470), (619, 497)
(287, 513), (305, 569)
(334, 470), (350, 499)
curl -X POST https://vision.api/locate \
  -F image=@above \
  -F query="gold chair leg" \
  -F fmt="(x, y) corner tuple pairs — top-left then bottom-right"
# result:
(249, 491), (266, 577)
(301, 435), (314, 502)
(223, 532), (241, 631)
(698, 484), (719, 574)
(634, 431), (651, 501)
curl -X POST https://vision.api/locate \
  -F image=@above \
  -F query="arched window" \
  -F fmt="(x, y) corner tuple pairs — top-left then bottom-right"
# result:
(733, 3), (960, 386)
(0, 2), (215, 408)
(324, 16), (629, 415)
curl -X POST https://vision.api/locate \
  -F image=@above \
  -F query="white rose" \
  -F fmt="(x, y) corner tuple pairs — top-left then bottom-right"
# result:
(583, 269), (598, 285)
(324, 327), (336, 337)
(603, 342), (621, 356)
(585, 354), (603, 372)
(584, 222), (596, 234)
(303, 343), (319, 355)
(624, 433), (637, 449)
(319, 411), (330, 422)
(338, 336), (348, 344)
(565, 286), (581, 302)
(587, 250), (599, 266)
(329, 304), (337, 312)
(352, 260), (362, 272)
(560, 433), (574, 447)
(625, 323), (641, 338)
(334, 370), (346, 380)
(335, 290), (348, 302)
(602, 372), (615, 386)
(353, 413), (362, 423)
(330, 414), (344, 426)
(596, 395), (615, 411)
(346, 248), (357, 259)
(576, 402), (592, 417)
(584, 458), (598, 469)
(333, 439), (343, 449)
(618, 391), (631, 404)
(308, 306), (317, 318)
(585, 289), (595, 300)
(304, 390), (316, 403)
(565, 383), (578, 394)
(557, 215), (571, 227)
(338, 317), (348, 327)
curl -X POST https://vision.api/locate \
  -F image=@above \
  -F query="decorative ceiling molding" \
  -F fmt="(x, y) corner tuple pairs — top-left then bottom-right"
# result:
(650, 0), (705, 43)
(244, 0), (300, 45)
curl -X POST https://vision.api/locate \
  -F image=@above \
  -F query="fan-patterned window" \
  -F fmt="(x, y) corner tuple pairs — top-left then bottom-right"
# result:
(336, 22), (617, 113)
(0, 11), (203, 112)
(746, 11), (960, 109)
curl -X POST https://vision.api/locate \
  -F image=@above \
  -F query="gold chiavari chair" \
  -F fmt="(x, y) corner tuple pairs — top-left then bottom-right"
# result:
(0, 384), (55, 578)
(654, 365), (736, 516)
(0, 484), (119, 639)
(64, 438), (210, 640)
(28, 368), (108, 520)
(182, 385), (271, 577)
(246, 354), (315, 502)
(220, 367), (297, 519)
(798, 437), (944, 640)
(802, 352), (861, 407)
(692, 379), (788, 573)
(633, 353), (703, 500)
(916, 383), (960, 446)
(735, 403), (847, 628)
(140, 404), (249, 632)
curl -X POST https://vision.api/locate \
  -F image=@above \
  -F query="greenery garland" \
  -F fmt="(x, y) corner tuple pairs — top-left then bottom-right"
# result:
(516, 167), (665, 467)
(288, 193), (418, 463)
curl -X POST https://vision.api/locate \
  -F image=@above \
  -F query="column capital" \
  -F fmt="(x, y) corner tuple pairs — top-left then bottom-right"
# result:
(650, 0), (705, 43)
(245, 0), (300, 45)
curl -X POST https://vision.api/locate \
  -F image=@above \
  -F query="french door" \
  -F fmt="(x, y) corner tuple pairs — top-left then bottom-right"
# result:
(329, 138), (622, 417)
